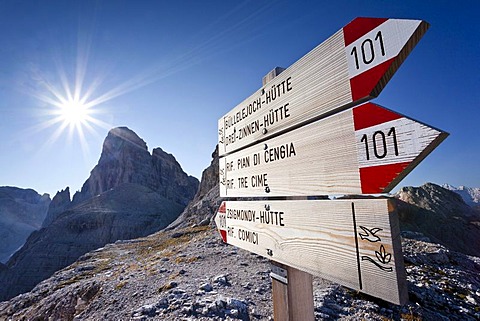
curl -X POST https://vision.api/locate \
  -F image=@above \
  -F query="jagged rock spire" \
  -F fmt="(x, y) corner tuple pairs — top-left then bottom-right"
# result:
(72, 127), (198, 206)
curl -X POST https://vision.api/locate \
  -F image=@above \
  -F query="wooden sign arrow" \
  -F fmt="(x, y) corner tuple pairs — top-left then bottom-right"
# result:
(218, 18), (429, 156)
(219, 102), (448, 197)
(214, 198), (408, 305)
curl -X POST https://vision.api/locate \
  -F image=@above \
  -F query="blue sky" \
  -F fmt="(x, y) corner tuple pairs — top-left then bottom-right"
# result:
(0, 0), (478, 197)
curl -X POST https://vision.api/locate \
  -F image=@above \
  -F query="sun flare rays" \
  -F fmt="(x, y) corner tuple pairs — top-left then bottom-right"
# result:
(27, 66), (113, 160)
(24, 1), (275, 160)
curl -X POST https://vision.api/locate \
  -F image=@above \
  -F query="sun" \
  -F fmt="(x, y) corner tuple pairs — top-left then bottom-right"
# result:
(58, 99), (90, 126)
(31, 82), (111, 154)
(40, 94), (104, 153)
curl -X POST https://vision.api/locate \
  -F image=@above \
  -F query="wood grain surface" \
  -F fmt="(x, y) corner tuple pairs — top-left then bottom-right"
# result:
(219, 103), (447, 197)
(215, 198), (408, 305)
(218, 18), (428, 157)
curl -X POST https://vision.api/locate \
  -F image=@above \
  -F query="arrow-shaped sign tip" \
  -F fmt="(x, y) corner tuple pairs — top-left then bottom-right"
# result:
(215, 202), (228, 243)
(344, 18), (430, 101)
(354, 103), (448, 194)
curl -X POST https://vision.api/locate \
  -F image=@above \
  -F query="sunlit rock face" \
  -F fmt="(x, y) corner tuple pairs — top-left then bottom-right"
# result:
(0, 187), (50, 263)
(395, 183), (480, 257)
(442, 184), (480, 209)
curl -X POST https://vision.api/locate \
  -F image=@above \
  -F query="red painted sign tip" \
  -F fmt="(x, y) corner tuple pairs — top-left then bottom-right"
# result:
(220, 229), (227, 243)
(353, 103), (402, 131)
(219, 201), (226, 213)
(343, 17), (388, 46)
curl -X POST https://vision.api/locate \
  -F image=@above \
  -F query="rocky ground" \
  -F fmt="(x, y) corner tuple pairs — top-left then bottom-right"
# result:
(1, 224), (479, 321)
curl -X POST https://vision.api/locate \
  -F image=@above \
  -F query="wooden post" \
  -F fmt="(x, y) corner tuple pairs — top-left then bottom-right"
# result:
(286, 266), (314, 321)
(264, 70), (313, 320)
(272, 275), (289, 321)
(271, 261), (315, 321)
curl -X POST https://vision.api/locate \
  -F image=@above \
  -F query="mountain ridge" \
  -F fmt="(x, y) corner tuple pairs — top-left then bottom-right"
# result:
(395, 183), (480, 258)
(0, 187), (50, 263)
(442, 183), (480, 207)
(0, 127), (199, 301)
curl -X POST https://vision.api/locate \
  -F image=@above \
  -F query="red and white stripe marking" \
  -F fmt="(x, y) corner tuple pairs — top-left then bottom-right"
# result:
(218, 17), (427, 157)
(353, 103), (443, 194)
(215, 202), (227, 243)
(343, 18), (425, 101)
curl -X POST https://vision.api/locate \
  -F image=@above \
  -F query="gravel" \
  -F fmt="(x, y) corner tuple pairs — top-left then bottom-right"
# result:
(0, 226), (479, 320)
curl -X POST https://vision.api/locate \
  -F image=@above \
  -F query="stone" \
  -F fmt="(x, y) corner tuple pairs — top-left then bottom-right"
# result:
(132, 303), (157, 318)
(213, 274), (229, 286)
(199, 283), (213, 292)
(72, 127), (198, 206)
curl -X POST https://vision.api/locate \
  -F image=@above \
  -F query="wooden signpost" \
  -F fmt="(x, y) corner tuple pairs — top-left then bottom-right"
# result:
(215, 17), (448, 319)
(218, 17), (429, 156)
(214, 198), (407, 304)
(220, 102), (447, 197)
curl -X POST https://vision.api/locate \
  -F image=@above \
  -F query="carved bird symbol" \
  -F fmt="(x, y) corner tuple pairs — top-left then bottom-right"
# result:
(358, 226), (382, 242)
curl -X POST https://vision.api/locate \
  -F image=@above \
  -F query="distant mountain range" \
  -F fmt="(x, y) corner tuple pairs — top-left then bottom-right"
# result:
(443, 184), (480, 207)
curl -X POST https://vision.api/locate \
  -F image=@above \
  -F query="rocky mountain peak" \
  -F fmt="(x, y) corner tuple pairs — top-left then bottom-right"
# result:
(42, 187), (71, 227)
(395, 183), (480, 257)
(0, 127), (199, 301)
(396, 182), (476, 219)
(72, 127), (152, 204)
(442, 183), (480, 207)
(99, 126), (148, 163)
(72, 127), (198, 206)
